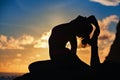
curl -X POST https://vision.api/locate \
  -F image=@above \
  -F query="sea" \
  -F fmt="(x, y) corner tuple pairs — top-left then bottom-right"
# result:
(0, 72), (24, 80)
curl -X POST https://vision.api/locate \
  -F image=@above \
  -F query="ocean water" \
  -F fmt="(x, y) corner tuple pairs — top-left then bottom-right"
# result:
(0, 72), (24, 80)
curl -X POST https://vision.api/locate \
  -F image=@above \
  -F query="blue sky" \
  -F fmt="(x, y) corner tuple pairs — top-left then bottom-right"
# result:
(0, 0), (119, 37)
(0, 0), (120, 73)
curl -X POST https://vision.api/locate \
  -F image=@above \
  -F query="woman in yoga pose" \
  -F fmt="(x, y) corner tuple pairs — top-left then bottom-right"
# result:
(49, 15), (100, 63)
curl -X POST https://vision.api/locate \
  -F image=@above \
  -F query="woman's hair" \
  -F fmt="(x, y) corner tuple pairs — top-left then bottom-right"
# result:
(71, 15), (93, 35)
(70, 15), (94, 47)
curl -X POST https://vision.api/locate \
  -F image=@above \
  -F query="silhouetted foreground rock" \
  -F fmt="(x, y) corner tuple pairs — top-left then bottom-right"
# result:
(95, 61), (120, 80)
(13, 54), (120, 80)
(13, 59), (120, 80)
(13, 56), (94, 80)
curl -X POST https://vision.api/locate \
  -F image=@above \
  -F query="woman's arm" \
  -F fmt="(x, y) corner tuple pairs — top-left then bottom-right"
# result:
(90, 37), (100, 69)
(70, 36), (77, 55)
(88, 15), (100, 69)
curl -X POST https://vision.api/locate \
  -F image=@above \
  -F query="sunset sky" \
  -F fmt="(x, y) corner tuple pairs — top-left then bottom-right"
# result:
(0, 0), (120, 73)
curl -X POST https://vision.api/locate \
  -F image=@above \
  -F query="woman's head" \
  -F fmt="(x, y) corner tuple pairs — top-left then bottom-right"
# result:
(71, 15), (93, 46)
(75, 17), (93, 38)
(80, 23), (93, 46)
(70, 15), (93, 37)
(70, 15), (94, 46)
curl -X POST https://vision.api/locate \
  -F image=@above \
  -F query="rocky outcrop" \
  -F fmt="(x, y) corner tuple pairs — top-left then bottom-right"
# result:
(13, 55), (94, 80)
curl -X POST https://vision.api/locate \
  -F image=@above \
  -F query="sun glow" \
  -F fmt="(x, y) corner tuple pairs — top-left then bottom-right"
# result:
(0, 15), (119, 73)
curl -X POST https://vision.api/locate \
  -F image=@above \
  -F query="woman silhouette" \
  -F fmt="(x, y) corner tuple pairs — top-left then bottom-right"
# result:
(49, 15), (99, 63)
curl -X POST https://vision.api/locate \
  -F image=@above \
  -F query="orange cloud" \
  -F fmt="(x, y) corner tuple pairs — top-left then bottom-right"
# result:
(97, 15), (119, 62)
(18, 35), (34, 45)
(90, 0), (120, 6)
(0, 34), (34, 50)
(34, 30), (51, 48)
(98, 15), (119, 47)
